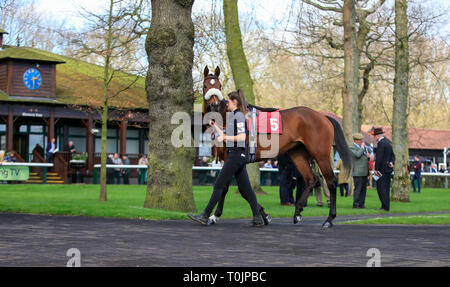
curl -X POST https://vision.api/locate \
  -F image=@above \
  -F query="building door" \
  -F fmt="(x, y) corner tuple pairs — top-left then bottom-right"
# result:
(0, 123), (6, 151)
(13, 134), (28, 161)
(14, 124), (47, 161)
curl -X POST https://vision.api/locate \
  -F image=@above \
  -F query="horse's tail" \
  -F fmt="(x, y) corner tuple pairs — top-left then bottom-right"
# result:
(326, 116), (352, 171)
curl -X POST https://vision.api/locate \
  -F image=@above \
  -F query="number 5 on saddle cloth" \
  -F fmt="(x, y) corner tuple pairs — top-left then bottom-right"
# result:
(247, 107), (283, 163)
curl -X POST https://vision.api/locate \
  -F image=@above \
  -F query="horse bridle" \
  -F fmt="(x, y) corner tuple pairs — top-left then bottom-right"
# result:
(203, 75), (226, 112)
(203, 75), (228, 163)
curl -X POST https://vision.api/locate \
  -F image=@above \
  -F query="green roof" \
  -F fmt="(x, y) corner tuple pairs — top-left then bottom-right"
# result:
(0, 45), (64, 63)
(0, 29), (8, 34)
(0, 46), (147, 109)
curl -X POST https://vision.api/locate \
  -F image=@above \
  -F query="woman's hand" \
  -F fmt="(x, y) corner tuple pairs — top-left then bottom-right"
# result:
(217, 134), (226, 142)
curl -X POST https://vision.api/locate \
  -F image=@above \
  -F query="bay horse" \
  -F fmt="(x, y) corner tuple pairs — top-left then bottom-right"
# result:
(201, 66), (352, 228)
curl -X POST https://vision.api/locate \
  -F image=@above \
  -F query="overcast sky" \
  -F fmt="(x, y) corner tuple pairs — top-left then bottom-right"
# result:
(35, 0), (291, 29)
(35, 0), (449, 37)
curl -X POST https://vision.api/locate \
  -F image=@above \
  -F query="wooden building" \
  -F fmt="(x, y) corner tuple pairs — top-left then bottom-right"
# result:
(0, 30), (149, 182)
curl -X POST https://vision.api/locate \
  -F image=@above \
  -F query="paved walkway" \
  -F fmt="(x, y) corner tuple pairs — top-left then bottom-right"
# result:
(0, 212), (449, 266)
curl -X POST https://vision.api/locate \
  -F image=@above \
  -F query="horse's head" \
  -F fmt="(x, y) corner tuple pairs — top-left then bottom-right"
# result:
(203, 66), (224, 112)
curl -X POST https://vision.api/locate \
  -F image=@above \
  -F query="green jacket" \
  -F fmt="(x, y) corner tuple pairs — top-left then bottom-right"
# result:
(349, 144), (369, 177)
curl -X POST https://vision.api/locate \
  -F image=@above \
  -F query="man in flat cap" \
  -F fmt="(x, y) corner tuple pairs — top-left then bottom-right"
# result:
(373, 128), (395, 211)
(349, 133), (370, 208)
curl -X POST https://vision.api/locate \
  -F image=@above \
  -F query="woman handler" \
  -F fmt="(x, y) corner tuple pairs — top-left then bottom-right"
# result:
(188, 91), (265, 227)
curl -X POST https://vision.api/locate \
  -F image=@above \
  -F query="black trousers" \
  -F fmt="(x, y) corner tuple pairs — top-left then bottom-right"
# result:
(339, 183), (349, 196)
(114, 171), (121, 184)
(411, 173), (421, 193)
(377, 172), (392, 211)
(46, 154), (54, 163)
(204, 149), (259, 217)
(107, 171), (114, 184)
(122, 172), (130, 184)
(353, 176), (368, 207)
(279, 167), (295, 204)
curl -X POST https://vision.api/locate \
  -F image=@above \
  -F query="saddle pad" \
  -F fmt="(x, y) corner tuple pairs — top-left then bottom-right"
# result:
(248, 111), (283, 134)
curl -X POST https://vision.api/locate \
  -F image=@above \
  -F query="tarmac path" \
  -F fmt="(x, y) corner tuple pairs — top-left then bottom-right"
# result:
(0, 212), (449, 267)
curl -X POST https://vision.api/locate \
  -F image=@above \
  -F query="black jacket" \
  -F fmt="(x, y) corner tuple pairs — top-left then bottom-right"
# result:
(375, 137), (395, 174)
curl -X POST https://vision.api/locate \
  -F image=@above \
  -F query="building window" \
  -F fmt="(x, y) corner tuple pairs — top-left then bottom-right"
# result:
(143, 130), (149, 155)
(0, 124), (5, 151)
(126, 128), (139, 154)
(0, 135), (5, 150)
(19, 125), (28, 133)
(68, 126), (86, 153)
(30, 125), (43, 133)
(95, 127), (119, 153)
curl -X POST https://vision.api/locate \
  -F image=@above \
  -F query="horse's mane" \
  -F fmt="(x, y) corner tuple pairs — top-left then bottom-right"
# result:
(246, 103), (279, 113)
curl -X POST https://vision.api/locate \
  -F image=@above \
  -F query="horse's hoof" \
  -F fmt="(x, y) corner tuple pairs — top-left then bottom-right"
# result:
(322, 221), (333, 228)
(293, 215), (303, 224)
(263, 214), (272, 225)
(208, 215), (218, 225)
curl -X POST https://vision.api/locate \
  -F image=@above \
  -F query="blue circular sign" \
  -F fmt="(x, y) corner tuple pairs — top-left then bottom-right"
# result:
(23, 68), (42, 90)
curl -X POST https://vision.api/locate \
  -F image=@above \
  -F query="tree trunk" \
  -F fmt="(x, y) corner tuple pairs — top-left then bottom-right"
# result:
(99, 0), (114, 202)
(355, 18), (371, 130)
(391, 0), (410, 202)
(342, 0), (360, 143)
(223, 0), (263, 194)
(144, 0), (197, 212)
(99, 103), (108, 202)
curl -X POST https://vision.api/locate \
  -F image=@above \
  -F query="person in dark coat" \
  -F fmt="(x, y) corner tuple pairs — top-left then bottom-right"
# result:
(45, 138), (57, 163)
(373, 128), (395, 211)
(63, 141), (77, 153)
(278, 154), (295, 206)
(411, 155), (422, 193)
(33, 144), (44, 158)
(278, 154), (306, 206)
(121, 154), (131, 184)
(106, 154), (115, 184)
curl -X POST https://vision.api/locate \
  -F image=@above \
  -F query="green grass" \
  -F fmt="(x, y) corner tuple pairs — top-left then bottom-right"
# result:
(341, 214), (450, 225)
(0, 185), (449, 222)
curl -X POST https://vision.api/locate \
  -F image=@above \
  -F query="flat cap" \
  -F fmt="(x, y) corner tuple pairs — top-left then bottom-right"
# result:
(353, 133), (363, 140)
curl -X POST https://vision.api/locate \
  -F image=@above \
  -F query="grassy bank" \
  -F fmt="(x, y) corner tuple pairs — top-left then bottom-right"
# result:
(0, 184), (448, 221)
(341, 213), (450, 225)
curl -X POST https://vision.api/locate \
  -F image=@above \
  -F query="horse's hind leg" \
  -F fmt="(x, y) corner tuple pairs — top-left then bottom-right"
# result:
(287, 146), (315, 224)
(316, 157), (338, 228)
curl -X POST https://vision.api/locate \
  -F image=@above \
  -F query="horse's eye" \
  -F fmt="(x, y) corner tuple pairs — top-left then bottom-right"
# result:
(203, 85), (207, 89)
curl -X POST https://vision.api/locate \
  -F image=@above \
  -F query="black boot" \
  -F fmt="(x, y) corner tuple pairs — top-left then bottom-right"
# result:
(252, 214), (265, 227)
(187, 212), (209, 226)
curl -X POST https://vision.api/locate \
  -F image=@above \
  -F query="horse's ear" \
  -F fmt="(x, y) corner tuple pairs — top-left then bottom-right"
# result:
(214, 66), (220, 77)
(203, 66), (209, 78)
